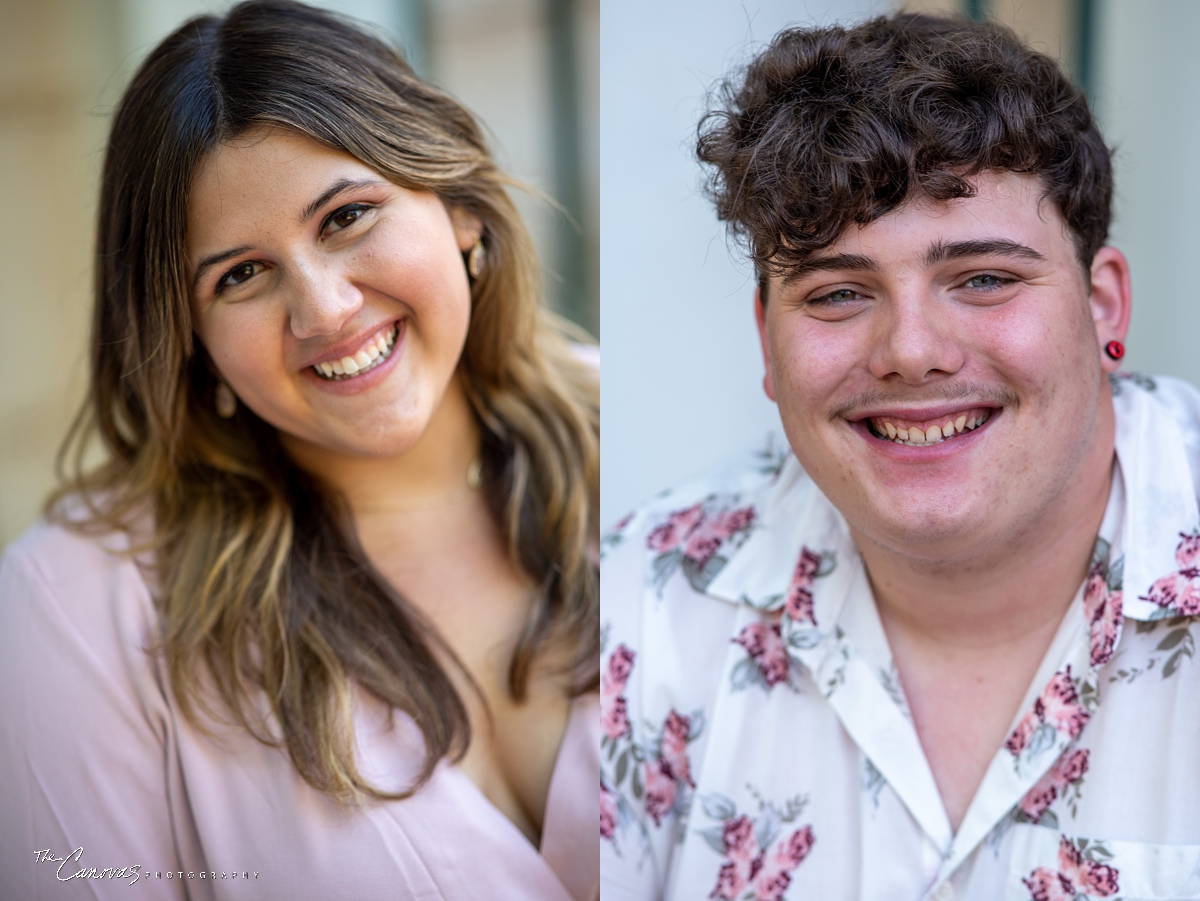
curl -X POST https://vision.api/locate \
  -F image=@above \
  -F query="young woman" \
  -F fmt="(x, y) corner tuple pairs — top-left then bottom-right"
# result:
(0, 2), (598, 898)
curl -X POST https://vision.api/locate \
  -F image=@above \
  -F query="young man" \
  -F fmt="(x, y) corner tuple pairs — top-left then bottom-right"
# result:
(600, 14), (1200, 900)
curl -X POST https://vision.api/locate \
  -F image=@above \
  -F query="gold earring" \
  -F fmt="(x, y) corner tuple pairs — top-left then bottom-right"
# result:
(466, 239), (486, 280)
(215, 381), (237, 419)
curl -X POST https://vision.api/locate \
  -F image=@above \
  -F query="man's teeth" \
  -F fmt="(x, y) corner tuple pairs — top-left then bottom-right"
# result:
(869, 410), (992, 447)
(312, 325), (398, 380)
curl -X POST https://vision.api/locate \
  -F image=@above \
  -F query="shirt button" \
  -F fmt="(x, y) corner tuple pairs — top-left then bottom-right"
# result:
(932, 882), (954, 901)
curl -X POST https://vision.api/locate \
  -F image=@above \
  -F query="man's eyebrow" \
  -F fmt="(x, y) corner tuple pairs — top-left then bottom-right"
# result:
(298, 177), (388, 224)
(781, 253), (881, 284)
(923, 239), (1046, 266)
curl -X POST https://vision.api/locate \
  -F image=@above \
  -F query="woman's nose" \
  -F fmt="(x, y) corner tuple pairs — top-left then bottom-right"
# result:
(285, 261), (364, 339)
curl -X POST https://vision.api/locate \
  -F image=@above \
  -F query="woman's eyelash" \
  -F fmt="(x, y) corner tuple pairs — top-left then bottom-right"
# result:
(322, 203), (372, 233)
(215, 261), (262, 293)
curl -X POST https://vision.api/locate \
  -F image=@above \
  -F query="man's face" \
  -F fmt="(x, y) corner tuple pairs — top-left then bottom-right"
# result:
(756, 171), (1130, 566)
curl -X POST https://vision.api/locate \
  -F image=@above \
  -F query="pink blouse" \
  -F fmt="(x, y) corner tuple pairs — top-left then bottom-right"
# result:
(0, 518), (598, 900)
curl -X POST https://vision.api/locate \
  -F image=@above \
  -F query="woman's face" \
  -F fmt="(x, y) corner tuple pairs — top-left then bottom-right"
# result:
(186, 127), (480, 464)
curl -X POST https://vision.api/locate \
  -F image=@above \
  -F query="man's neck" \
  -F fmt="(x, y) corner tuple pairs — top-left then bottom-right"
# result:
(852, 448), (1115, 832)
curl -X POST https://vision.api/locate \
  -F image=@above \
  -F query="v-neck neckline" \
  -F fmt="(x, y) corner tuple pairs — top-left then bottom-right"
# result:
(442, 693), (598, 900)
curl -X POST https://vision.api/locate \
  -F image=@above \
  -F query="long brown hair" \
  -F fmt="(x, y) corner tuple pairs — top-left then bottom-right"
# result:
(52, 0), (599, 802)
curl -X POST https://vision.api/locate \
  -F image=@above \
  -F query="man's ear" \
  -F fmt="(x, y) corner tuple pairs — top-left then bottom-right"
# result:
(754, 287), (777, 402)
(1089, 246), (1132, 373)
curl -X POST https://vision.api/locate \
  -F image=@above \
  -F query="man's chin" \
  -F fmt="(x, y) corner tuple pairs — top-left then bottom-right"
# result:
(847, 506), (1003, 568)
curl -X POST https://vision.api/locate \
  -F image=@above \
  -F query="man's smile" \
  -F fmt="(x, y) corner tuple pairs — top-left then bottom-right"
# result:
(863, 406), (996, 447)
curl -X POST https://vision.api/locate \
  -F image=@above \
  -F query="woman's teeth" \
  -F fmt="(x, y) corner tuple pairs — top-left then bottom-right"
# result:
(868, 409), (993, 447)
(312, 324), (398, 380)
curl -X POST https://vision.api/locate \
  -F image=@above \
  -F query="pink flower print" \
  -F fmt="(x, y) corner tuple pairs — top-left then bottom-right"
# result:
(751, 826), (816, 901)
(1057, 748), (1089, 783)
(784, 548), (823, 625)
(708, 816), (759, 900)
(793, 548), (821, 583)
(602, 696), (630, 741)
(685, 527), (726, 568)
(682, 507), (755, 567)
(733, 622), (790, 687)
(721, 815), (759, 862)
(601, 644), (635, 739)
(1037, 670), (1090, 741)
(716, 506), (756, 538)
(1018, 748), (1090, 820)
(1144, 570), (1200, 616)
(1024, 836), (1119, 900)
(1019, 781), (1060, 821)
(1023, 868), (1076, 901)
(600, 782), (617, 840)
(1175, 530), (1200, 569)
(1143, 530), (1200, 615)
(1058, 837), (1119, 897)
(1006, 709), (1039, 755)
(1007, 669), (1090, 757)
(785, 586), (816, 626)
(647, 503), (705, 553)
(1083, 568), (1123, 667)
(643, 758), (677, 826)
(660, 710), (695, 787)
(606, 643), (635, 687)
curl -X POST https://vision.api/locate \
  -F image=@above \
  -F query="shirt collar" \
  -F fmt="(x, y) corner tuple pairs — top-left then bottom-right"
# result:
(1110, 376), (1200, 620)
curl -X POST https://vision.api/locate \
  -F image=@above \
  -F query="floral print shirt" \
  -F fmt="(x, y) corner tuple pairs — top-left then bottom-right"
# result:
(600, 374), (1200, 901)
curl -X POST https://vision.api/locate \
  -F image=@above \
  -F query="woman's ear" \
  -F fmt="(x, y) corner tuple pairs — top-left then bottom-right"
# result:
(449, 207), (484, 253)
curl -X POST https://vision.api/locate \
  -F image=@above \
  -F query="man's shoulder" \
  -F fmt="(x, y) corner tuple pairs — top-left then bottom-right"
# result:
(603, 435), (796, 547)
(1113, 372), (1200, 431)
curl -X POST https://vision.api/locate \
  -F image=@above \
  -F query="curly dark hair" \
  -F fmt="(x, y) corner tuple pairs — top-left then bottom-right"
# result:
(696, 13), (1112, 283)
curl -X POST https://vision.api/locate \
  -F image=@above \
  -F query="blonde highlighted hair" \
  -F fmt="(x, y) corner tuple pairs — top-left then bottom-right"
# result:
(52, 0), (598, 802)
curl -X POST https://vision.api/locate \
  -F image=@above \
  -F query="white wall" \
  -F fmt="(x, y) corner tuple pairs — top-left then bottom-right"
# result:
(1094, 0), (1200, 391)
(599, 0), (890, 527)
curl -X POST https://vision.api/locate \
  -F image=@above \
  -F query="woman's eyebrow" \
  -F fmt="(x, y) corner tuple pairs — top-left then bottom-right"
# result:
(192, 245), (252, 292)
(298, 177), (388, 223)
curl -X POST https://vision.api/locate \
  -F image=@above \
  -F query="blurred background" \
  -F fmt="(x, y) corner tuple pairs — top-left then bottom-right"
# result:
(601, 0), (1200, 526)
(0, 0), (597, 545)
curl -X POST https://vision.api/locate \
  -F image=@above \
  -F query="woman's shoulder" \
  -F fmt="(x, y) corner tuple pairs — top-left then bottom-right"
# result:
(0, 511), (159, 661)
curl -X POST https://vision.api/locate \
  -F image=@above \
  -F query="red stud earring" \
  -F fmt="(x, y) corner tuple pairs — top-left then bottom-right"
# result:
(1105, 340), (1125, 361)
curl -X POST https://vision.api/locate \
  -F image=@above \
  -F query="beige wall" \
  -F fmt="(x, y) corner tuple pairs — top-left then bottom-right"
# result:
(0, 0), (120, 546)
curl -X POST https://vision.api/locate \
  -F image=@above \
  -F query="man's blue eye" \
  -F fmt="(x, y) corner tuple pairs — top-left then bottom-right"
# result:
(966, 274), (1006, 289)
(814, 289), (861, 304)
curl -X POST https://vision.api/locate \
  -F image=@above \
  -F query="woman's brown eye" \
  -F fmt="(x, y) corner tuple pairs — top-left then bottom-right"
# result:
(326, 204), (368, 232)
(217, 261), (260, 292)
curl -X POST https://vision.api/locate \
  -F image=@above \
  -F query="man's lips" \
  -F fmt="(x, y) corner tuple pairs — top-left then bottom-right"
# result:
(852, 405), (999, 448)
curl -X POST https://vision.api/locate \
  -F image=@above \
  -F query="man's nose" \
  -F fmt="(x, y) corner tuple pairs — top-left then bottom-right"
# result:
(868, 291), (965, 383)
(285, 260), (364, 339)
